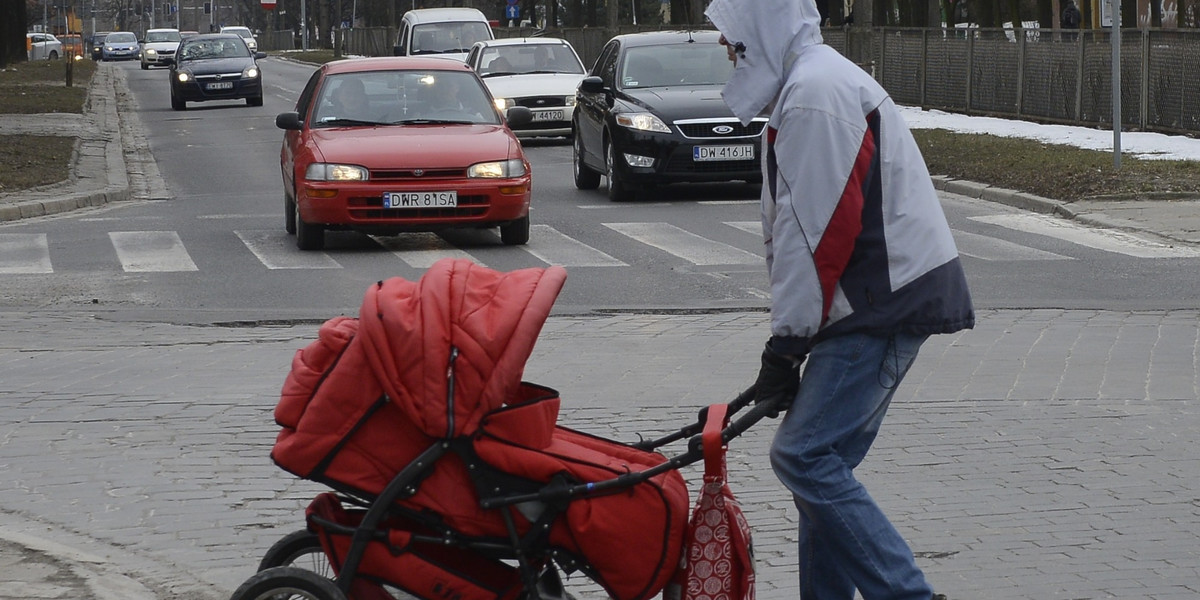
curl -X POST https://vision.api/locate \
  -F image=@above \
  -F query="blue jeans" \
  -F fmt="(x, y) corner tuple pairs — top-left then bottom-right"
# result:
(769, 332), (932, 600)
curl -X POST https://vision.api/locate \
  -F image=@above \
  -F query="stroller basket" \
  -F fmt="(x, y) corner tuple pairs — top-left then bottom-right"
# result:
(306, 492), (524, 600)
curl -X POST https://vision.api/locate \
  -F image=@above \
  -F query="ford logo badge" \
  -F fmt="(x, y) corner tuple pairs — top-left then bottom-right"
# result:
(712, 125), (735, 135)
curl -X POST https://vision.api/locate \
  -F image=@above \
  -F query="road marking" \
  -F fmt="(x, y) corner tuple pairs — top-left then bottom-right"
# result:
(524, 225), (627, 267)
(0, 234), (53, 274)
(108, 231), (198, 272)
(235, 230), (342, 269)
(971, 214), (1200, 258)
(373, 234), (485, 268)
(724, 221), (762, 236)
(603, 222), (762, 265)
(952, 229), (1073, 261)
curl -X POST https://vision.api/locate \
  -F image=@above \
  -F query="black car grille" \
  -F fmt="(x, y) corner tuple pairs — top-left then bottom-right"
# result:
(663, 155), (760, 175)
(515, 96), (567, 109)
(676, 120), (766, 140)
(193, 72), (243, 83)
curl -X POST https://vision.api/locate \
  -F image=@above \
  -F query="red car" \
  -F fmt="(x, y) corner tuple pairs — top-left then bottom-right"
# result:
(276, 57), (534, 250)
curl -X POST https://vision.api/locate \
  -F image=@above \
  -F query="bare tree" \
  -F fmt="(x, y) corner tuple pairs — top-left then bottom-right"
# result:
(2, 0), (30, 68)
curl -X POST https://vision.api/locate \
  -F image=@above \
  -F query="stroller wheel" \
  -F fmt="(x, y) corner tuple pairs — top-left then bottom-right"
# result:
(259, 530), (333, 579)
(228, 566), (346, 600)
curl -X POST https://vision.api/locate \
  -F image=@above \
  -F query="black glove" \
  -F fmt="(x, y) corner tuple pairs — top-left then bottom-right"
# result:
(754, 341), (803, 418)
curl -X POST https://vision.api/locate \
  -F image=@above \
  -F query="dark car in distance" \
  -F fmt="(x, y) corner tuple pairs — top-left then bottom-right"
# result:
(168, 34), (266, 110)
(573, 30), (766, 202)
(90, 32), (110, 60)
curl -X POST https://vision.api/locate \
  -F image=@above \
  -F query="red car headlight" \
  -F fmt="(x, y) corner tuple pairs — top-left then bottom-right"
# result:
(305, 163), (369, 181)
(468, 159), (526, 178)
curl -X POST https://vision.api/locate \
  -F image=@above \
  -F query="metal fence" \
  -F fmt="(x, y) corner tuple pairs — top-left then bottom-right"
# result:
(263, 25), (1200, 138)
(825, 26), (1200, 136)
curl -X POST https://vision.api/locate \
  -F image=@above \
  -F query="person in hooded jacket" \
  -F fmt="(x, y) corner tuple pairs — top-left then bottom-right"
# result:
(704, 0), (974, 599)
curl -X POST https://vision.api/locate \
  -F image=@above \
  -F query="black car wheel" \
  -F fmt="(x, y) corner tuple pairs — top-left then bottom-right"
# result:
(605, 139), (634, 202)
(500, 215), (530, 246)
(140, 61), (148, 70)
(284, 193), (297, 235)
(296, 214), (325, 251)
(573, 130), (600, 190)
(247, 95), (264, 107)
(170, 90), (185, 111)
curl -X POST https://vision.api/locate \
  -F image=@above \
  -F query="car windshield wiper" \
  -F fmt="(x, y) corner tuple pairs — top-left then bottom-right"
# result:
(317, 117), (388, 127)
(481, 71), (516, 78)
(393, 118), (476, 125)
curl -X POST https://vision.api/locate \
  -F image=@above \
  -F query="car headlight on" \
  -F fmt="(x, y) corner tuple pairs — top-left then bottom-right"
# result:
(493, 97), (515, 112)
(305, 163), (369, 181)
(468, 159), (526, 178)
(145, 48), (157, 56)
(615, 112), (671, 133)
(243, 65), (260, 78)
(176, 70), (192, 83)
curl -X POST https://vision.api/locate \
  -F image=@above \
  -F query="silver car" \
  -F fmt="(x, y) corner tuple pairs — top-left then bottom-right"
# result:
(140, 28), (182, 69)
(465, 37), (587, 139)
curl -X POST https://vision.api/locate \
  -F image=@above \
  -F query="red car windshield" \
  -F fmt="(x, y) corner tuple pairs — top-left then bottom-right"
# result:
(313, 70), (500, 127)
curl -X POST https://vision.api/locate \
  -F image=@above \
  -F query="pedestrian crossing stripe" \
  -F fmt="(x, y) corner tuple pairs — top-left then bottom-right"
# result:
(604, 222), (761, 266)
(971, 214), (1200, 259)
(0, 233), (52, 274)
(109, 231), (198, 272)
(3, 217), (1199, 275)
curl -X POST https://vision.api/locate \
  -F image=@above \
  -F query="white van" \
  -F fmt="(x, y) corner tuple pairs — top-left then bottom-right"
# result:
(392, 7), (494, 62)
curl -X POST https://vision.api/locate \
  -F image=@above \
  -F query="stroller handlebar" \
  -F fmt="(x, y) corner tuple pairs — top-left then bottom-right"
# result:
(479, 385), (771, 510)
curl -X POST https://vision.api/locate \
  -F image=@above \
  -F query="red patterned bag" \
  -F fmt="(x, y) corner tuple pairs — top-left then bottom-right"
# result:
(682, 404), (755, 600)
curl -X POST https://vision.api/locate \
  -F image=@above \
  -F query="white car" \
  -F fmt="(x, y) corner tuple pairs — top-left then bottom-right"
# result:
(219, 26), (257, 52)
(27, 33), (63, 60)
(140, 28), (182, 69)
(465, 37), (587, 138)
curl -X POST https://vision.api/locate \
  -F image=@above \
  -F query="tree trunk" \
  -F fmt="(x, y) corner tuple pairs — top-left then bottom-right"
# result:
(1, 0), (31, 68)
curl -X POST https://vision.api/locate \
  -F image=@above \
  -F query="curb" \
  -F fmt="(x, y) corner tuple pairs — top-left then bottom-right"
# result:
(0, 64), (133, 223)
(0, 524), (156, 600)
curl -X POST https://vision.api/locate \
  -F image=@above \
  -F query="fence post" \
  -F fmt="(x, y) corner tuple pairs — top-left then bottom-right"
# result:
(1074, 31), (1084, 122)
(965, 30), (974, 111)
(1140, 28), (1149, 129)
(1016, 26), (1025, 116)
(920, 28), (928, 108)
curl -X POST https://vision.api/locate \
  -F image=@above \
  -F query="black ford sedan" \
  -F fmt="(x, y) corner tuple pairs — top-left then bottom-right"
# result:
(169, 34), (266, 110)
(573, 30), (766, 202)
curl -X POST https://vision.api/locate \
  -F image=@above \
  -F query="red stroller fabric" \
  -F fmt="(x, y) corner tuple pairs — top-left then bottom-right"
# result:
(271, 259), (689, 600)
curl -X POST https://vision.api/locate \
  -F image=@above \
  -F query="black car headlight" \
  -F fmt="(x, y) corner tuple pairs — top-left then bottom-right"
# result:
(243, 65), (260, 79)
(175, 70), (194, 83)
(615, 112), (671, 133)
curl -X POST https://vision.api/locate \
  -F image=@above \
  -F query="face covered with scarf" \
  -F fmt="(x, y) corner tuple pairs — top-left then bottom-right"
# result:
(704, 0), (826, 126)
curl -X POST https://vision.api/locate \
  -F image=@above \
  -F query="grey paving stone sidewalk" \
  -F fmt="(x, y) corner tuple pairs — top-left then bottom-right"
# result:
(1, 308), (1198, 599)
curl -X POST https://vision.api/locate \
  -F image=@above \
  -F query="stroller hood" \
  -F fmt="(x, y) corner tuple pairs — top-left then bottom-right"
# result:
(359, 258), (567, 438)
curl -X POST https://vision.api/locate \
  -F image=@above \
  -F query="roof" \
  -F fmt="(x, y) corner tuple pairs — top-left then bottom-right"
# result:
(612, 30), (721, 47)
(146, 28), (179, 32)
(321, 56), (476, 75)
(474, 37), (572, 48)
(402, 7), (489, 24)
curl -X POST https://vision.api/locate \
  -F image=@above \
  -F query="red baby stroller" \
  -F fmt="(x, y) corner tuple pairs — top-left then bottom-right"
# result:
(231, 259), (772, 600)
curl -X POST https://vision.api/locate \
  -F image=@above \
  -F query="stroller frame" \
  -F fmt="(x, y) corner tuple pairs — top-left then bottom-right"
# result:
(236, 386), (771, 600)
